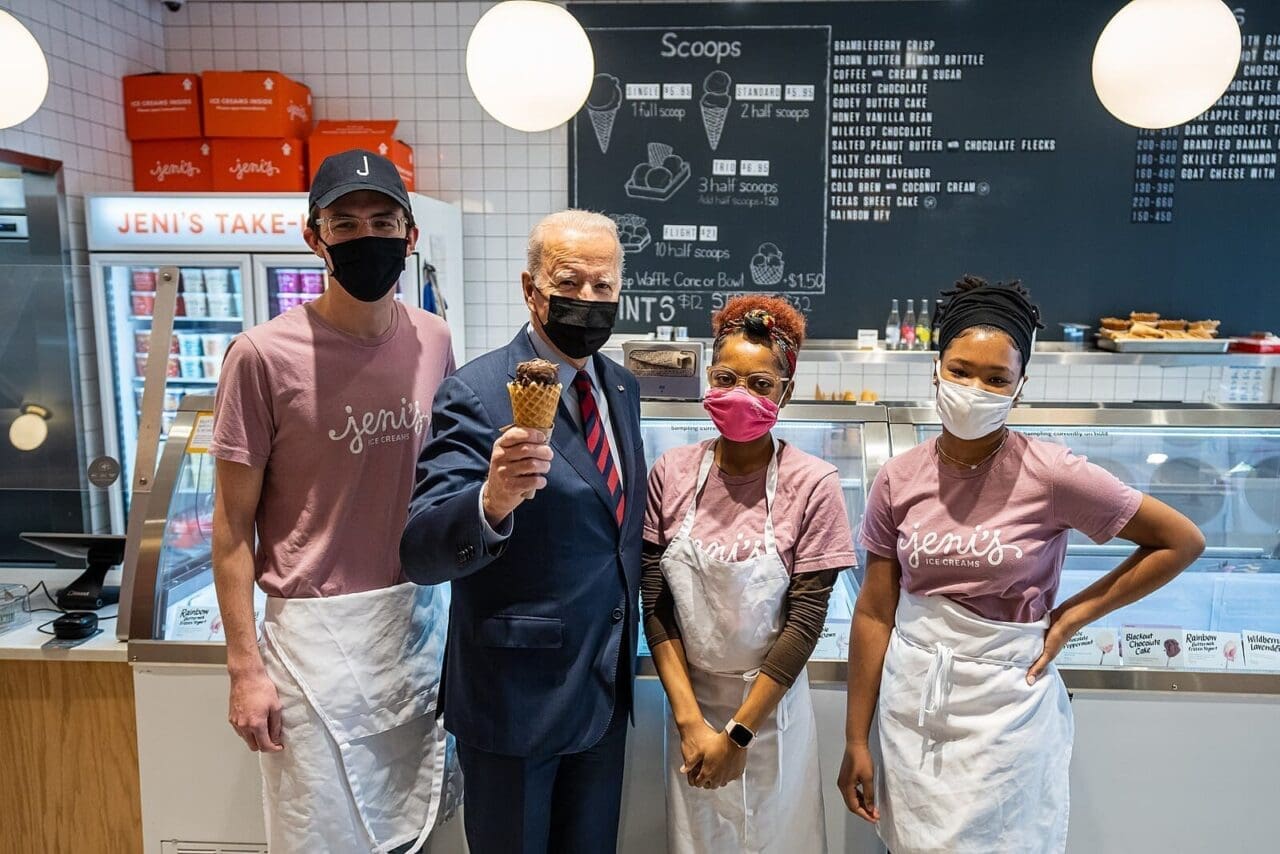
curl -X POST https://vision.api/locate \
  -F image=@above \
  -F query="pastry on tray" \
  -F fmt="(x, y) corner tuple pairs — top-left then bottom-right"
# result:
(1129, 311), (1161, 323)
(1127, 322), (1165, 339)
(1100, 317), (1132, 331)
(1157, 319), (1188, 331)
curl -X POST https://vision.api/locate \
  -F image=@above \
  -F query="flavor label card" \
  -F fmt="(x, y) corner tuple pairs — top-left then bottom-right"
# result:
(1056, 627), (1121, 667)
(1184, 631), (1244, 670)
(1121, 626), (1186, 668)
(168, 605), (216, 641)
(1242, 630), (1280, 672)
(812, 619), (850, 661)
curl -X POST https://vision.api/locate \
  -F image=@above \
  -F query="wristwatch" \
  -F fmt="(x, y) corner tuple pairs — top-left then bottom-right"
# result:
(725, 718), (755, 749)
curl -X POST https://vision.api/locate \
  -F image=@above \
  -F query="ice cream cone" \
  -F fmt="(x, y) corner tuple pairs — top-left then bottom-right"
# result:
(507, 381), (561, 435)
(507, 380), (561, 500)
(588, 107), (619, 154)
(701, 103), (728, 151)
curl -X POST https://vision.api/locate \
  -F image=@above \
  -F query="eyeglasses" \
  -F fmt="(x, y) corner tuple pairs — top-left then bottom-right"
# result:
(315, 215), (409, 239)
(707, 367), (790, 397)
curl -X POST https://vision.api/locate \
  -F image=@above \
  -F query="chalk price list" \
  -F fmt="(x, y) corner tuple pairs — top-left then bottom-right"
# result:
(1131, 31), (1280, 224)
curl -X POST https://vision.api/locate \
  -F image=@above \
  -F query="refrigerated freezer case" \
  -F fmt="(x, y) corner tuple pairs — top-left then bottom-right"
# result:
(886, 403), (1280, 854)
(87, 192), (465, 528)
(888, 403), (1280, 688)
(637, 401), (890, 662)
(91, 254), (253, 530)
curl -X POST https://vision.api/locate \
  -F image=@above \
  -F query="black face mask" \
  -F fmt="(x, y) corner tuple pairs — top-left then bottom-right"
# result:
(540, 294), (619, 359)
(321, 235), (408, 302)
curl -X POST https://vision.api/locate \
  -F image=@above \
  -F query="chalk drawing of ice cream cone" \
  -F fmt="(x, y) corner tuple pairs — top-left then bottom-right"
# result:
(1164, 638), (1181, 667)
(587, 73), (622, 154)
(700, 70), (732, 151)
(1224, 639), (1238, 669)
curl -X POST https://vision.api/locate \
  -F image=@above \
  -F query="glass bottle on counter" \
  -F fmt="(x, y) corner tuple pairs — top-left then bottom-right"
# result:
(901, 299), (917, 350)
(885, 299), (901, 350)
(915, 298), (932, 350)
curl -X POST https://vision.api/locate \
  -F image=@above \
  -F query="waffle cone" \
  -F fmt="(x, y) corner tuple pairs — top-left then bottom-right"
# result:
(507, 382), (561, 433)
(588, 106), (618, 153)
(701, 104), (728, 150)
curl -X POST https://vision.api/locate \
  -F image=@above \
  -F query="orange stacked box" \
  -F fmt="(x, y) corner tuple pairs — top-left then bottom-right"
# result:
(308, 120), (415, 191)
(201, 70), (313, 192)
(124, 73), (212, 191)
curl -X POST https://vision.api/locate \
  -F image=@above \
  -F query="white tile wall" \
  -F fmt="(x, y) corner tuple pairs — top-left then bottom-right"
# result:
(0, 0), (166, 531)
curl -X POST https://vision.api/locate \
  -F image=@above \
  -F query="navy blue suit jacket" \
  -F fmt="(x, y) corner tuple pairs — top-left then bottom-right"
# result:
(401, 331), (645, 757)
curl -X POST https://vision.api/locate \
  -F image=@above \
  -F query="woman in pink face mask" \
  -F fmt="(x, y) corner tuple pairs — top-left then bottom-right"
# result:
(641, 296), (855, 854)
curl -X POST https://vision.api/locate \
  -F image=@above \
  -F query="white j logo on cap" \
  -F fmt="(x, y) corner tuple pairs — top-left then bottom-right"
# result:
(356, 155), (370, 177)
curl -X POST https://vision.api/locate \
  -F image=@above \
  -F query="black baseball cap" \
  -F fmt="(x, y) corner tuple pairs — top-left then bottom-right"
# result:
(309, 149), (412, 218)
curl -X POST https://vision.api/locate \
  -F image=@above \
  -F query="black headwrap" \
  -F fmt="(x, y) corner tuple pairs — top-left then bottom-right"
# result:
(935, 275), (1044, 368)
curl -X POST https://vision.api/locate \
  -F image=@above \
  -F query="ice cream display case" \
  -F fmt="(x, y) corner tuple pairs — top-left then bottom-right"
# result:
(637, 402), (892, 663)
(888, 404), (1280, 692)
(122, 394), (265, 660)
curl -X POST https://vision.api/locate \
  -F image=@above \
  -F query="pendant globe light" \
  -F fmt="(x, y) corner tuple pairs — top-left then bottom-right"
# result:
(1092, 0), (1242, 129)
(466, 1), (595, 132)
(0, 10), (49, 129)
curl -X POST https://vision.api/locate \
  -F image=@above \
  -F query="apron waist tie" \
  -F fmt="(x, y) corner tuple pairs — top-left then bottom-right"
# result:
(918, 643), (954, 727)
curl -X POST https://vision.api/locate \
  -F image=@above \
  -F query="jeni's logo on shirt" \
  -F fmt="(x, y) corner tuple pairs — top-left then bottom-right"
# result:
(899, 524), (1024, 570)
(327, 398), (428, 454)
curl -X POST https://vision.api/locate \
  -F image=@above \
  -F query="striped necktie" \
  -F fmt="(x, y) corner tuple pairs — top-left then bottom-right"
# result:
(573, 370), (625, 527)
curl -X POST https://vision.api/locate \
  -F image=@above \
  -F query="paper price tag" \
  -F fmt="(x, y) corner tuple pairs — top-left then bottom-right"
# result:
(187, 412), (215, 453)
(1121, 626), (1186, 668)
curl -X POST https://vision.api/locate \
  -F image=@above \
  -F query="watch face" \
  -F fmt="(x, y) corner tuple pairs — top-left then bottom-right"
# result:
(728, 723), (753, 748)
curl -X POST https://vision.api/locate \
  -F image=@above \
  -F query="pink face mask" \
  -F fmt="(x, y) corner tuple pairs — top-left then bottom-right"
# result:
(702, 386), (780, 443)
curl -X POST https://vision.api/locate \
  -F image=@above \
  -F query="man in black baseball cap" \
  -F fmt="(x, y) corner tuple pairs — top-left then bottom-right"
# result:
(210, 147), (459, 853)
(305, 148), (417, 304)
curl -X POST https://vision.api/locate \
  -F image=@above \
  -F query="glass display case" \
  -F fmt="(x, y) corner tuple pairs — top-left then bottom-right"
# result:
(92, 256), (252, 520)
(889, 404), (1280, 690)
(638, 402), (892, 664)
(124, 394), (264, 659)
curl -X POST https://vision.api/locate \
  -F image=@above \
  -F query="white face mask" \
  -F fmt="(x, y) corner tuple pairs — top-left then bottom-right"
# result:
(934, 362), (1025, 440)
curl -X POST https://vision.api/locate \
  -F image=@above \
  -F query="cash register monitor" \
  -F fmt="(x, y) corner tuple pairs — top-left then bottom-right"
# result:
(18, 532), (126, 611)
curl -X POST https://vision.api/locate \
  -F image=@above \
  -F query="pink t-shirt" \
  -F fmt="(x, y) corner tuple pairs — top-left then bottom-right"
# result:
(210, 302), (455, 598)
(859, 430), (1143, 623)
(644, 439), (857, 575)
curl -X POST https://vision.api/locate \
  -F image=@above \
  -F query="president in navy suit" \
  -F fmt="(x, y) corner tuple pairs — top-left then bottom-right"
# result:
(401, 211), (644, 854)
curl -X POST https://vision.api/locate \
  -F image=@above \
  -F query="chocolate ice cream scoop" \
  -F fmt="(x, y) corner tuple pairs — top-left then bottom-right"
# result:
(515, 358), (559, 387)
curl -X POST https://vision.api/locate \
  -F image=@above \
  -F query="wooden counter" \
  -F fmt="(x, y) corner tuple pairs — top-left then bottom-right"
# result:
(0, 570), (141, 853)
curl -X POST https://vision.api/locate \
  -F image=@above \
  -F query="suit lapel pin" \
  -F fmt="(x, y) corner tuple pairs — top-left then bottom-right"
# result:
(617, 384), (625, 392)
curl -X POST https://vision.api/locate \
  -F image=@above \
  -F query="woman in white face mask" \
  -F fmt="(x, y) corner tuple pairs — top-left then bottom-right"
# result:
(838, 276), (1207, 854)
(642, 296), (855, 854)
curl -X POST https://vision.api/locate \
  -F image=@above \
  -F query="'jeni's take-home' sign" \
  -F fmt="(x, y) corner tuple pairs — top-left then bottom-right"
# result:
(567, 1), (1280, 338)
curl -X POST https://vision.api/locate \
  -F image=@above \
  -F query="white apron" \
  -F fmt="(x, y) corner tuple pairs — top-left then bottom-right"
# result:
(660, 440), (827, 854)
(259, 581), (458, 854)
(875, 592), (1073, 854)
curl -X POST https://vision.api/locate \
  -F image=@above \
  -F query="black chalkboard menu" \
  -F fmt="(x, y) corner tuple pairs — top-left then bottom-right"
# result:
(566, 1), (1280, 339)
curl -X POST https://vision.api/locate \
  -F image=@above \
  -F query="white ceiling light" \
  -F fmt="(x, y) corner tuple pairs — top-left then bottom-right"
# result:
(9, 404), (50, 452)
(1093, 0), (1241, 129)
(0, 10), (50, 129)
(466, 1), (594, 132)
